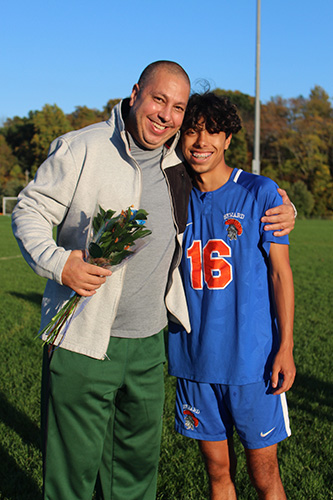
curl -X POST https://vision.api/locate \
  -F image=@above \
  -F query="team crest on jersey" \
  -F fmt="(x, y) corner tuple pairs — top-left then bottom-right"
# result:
(183, 410), (199, 430)
(225, 218), (243, 241)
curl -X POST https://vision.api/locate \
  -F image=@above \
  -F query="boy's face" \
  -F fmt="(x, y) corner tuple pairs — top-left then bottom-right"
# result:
(181, 118), (232, 177)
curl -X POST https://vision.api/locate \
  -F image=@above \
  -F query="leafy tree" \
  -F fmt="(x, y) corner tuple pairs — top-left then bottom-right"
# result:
(287, 180), (315, 217)
(305, 86), (332, 119)
(260, 97), (291, 178)
(256, 86), (333, 216)
(213, 89), (254, 170)
(101, 99), (121, 120)
(0, 134), (18, 182)
(1, 114), (35, 173)
(31, 104), (73, 167)
(0, 149), (26, 210)
(68, 106), (104, 129)
(225, 128), (248, 171)
(282, 89), (333, 215)
(214, 88), (254, 118)
(3, 172), (26, 196)
(0, 135), (26, 210)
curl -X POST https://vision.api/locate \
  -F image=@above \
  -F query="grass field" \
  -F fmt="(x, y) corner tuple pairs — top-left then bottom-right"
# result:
(0, 217), (332, 499)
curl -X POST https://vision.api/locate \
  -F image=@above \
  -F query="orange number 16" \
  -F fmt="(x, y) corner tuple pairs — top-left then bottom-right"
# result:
(187, 239), (232, 290)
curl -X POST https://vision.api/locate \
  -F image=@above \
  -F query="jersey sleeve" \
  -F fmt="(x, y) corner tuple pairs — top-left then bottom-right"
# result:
(257, 177), (289, 256)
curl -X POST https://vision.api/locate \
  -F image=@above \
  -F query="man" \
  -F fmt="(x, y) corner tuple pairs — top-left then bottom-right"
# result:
(12, 62), (295, 500)
(168, 92), (296, 499)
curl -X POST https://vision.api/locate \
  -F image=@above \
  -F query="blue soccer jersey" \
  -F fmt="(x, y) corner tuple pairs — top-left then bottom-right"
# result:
(168, 168), (289, 385)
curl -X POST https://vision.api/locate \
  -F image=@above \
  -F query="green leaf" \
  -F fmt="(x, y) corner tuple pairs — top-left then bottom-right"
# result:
(109, 249), (133, 265)
(88, 242), (103, 258)
(130, 229), (152, 241)
(133, 209), (148, 220)
(105, 209), (116, 220)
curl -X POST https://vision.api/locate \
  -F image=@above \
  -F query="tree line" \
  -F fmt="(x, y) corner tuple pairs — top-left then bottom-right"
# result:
(1, 87), (332, 217)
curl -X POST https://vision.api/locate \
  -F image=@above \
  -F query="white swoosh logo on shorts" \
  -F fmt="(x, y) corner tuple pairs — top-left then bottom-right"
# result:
(260, 427), (275, 437)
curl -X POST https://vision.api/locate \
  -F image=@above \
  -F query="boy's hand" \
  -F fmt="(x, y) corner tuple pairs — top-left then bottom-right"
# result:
(271, 347), (296, 395)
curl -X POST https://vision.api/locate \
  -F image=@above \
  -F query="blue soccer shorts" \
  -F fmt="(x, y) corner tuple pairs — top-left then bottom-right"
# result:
(175, 378), (291, 449)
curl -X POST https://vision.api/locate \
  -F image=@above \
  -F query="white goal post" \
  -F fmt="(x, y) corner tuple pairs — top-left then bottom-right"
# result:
(2, 197), (18, 215)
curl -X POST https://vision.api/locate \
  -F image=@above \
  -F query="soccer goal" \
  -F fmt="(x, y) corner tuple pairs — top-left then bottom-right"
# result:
(2, 197), (18, 215)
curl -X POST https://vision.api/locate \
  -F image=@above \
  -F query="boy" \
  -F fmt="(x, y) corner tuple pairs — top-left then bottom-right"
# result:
(168, 92), (296, 499)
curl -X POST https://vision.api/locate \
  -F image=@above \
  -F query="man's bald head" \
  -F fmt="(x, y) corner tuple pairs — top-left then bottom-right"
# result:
(137, 60), (190, 92)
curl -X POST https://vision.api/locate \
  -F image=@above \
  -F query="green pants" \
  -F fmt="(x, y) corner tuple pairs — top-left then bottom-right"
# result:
(41, 332), (166, 500)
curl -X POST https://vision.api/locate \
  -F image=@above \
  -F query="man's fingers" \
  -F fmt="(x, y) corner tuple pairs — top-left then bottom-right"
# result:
(262, 222), (293, 236)
(263, 203), (295, 220)
(261, 188), (296, 236)
(277, 188), (290, 204)
(72, 274), (110, 296)
(272, 229), (291, 236)
(81, 273), (109, 289)
(261, 210), (295, 236)
(62, 250), (111, 293)
(263, 221), (287, 230)
(262, 204), (290, 219)
(263, 224), (292, 236)
(75, 288), (97, 297)
(86, 262), (112, 277)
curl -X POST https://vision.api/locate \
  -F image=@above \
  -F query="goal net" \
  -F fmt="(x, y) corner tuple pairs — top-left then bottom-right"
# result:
(2, 197), (18, 215)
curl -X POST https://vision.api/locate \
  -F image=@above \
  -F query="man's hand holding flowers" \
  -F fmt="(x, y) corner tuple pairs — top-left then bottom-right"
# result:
(62, 249), (112, 296)
(40, 206), (151, 346)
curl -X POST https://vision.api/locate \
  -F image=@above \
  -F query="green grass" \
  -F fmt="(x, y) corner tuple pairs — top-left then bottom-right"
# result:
(0, 217), (44, 499)
(1, 217), (332, 499)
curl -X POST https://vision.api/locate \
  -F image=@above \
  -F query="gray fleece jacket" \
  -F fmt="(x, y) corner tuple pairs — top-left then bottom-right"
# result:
(12, 99), (191, 359)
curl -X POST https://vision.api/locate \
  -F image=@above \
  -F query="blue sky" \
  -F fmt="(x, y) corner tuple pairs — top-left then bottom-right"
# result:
(1, 0), (332, 122)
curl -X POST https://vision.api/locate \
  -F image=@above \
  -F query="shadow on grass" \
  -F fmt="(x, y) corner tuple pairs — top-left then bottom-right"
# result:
(0, 445), (42, 500)
(9, 291), (43, 306)
(284, 372), (333, 497)
(0, 392), (42, 499)
(288, 372), (333, 422)
(0, 392), (41, 449)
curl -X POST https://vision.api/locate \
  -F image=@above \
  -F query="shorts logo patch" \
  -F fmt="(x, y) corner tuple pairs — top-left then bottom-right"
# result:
(225, 218), (243, 241)
(260, 427), (275, 438)
(183, 410), (199, 430)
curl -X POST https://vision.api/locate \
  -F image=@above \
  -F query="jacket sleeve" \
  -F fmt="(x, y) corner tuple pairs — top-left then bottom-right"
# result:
(11, 137), (80, 284)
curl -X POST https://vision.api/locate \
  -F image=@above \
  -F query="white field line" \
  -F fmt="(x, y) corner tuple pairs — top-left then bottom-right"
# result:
(0, 255), (22, 260)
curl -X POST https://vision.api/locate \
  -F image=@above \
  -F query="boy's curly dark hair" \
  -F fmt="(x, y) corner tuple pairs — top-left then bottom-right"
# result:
(182, 92), (242, 138)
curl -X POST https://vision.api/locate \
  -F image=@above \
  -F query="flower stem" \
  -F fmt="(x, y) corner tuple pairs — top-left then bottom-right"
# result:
(37, 294), (81, 345)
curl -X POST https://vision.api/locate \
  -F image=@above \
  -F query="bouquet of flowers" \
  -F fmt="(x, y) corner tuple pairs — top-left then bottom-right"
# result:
(39, 206), (151, 346)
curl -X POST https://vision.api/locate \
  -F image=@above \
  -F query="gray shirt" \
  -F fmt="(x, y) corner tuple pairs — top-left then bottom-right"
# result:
(110, 134), (176, 338)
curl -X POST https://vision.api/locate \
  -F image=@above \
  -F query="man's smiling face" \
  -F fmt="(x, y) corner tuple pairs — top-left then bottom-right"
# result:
(126, 68), (190, 149)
